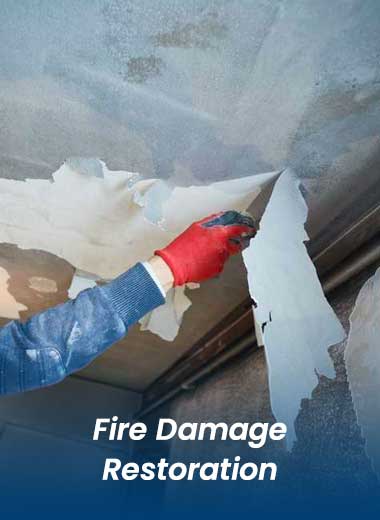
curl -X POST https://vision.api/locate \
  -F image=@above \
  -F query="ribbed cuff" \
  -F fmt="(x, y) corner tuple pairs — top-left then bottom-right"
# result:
(100, 263), (165, 328)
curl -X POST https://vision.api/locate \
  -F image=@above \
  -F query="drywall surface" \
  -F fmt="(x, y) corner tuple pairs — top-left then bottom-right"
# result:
(243, 170), (346, 447)
(345, 266), (380, 478)
(0, 158), (276, 339)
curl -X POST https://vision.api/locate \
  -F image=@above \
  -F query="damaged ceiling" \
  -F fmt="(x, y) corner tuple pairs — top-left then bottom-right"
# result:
(1, 0), (380, 391)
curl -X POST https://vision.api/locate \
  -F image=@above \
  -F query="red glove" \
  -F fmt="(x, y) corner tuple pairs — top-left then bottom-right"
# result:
(155, 211), (256, 286)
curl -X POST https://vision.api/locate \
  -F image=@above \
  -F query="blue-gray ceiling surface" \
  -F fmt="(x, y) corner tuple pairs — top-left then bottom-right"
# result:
(1, 0), (380, 243)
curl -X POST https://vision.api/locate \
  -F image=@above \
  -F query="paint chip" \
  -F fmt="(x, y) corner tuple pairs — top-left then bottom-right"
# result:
(139, 285), (192, 341)
(0, 266), (27, 319)
(68, 272), (98, 299)
(28, 276), (58, 294)
(243, 169), (346, 447)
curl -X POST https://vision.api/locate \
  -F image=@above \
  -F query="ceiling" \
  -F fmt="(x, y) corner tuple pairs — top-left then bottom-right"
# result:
(0, 0), (380, 391)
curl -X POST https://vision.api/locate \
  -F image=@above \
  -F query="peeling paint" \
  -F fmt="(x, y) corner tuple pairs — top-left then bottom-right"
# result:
(243, 169), (346, 447)
(133, 179), (172, 224)
(0, 157), (276, 340)
(68, 272), (98, 300)
(28, 277), (58, 294)
(0, 267), (27, 319)
(139, 285), (192, 342)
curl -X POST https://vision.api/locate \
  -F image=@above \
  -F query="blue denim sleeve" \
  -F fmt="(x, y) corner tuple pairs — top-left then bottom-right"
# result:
(0, 263), (165, 395)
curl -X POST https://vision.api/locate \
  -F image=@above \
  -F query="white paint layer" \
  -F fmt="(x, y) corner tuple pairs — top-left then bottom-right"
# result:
(345, 267), (380, 478)
(68, 272), (98, 299)
(0, 158), (277, 339)
(139, 286), (192, 341)
(28, 276), (58, 293)
(243, 169), (346, 447)
(0, 267), (27, 319)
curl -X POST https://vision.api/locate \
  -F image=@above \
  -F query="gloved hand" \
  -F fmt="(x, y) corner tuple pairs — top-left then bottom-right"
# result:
(155, 210), (256, 286)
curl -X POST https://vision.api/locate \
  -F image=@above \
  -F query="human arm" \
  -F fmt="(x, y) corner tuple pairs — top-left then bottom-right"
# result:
(0, 211), (255, 395)
(0, 262), (165, 395)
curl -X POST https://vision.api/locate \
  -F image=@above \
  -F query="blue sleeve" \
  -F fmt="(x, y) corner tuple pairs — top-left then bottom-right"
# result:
(0, 263), (165, 395)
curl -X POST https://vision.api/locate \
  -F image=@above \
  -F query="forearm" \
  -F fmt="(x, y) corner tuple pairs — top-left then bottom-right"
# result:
(0, 209), (254, 396)
(146, 255), (174, 293)
(0, 263), (165, 395)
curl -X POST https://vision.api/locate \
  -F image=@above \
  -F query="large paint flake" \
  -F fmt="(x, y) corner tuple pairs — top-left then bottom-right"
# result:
(0, 158), (276, 338)
(243, 169), (346, 447)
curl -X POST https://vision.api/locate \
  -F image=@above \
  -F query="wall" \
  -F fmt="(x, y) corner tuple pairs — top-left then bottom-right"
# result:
(138, 261), (380, 509)
(0, 376), (141, 514)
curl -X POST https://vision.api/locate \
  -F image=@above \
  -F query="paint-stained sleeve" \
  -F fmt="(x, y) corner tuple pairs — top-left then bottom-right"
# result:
(0, 263), (165, 395)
